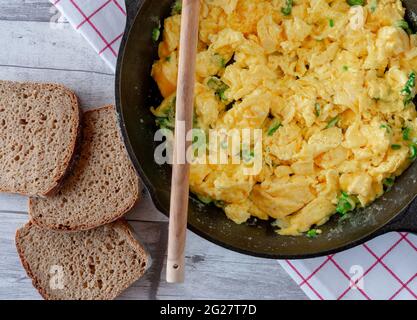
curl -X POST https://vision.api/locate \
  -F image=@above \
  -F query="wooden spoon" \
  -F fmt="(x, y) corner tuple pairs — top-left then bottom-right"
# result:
(166, 0), (201, 283)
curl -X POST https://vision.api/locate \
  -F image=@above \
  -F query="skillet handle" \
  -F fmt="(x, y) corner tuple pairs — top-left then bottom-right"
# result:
(377, 200), (417, 235)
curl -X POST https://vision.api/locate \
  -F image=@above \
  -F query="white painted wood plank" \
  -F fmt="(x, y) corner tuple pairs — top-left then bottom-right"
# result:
(0, 20), (111, 75)
(156, 233), (307, 300)
(0, 0), (54, 22)
(0, 194), (27, 213)
(0, 212), (42, 300)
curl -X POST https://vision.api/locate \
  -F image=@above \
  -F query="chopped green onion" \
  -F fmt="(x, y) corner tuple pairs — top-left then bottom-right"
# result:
(380, 124), (392, 133)
(242, 148), (255, 163)
(152, 27), (161, 42)
(347, 0), (364, 6)
(156, 117), (174, 130)
(281, 0), (293, 16)
(315, 103), (321, 117)
(213, 53), (226, 68)
(343, 65), (349, 72)
(207, 77), (229, 102)
(155, 97), (176, 130)
(336, 192), (356, 216)
(383, 177), (395, 189)
(401, 71), (416, 106)
(329, 19), (335, 28)
(267, 119), (282, 136)
(339, 212), (351, 222)
(370, 0), (378, 13)
(395, 20), (413, 35)
(171, 0), (182, 15)
(165, 56), (171, 62)
(391, 144), (402, 150)
(403, 127), (412, 141)
(326, 116), (339, 129)
(409, 143), (417, 161)
(307, 229), (320, 239)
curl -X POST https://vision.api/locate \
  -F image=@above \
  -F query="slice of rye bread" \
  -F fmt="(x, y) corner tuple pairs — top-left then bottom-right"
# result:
(16, 220), (148, 300)
(29, 105), (140, 231)
(0, 81), (80, 196)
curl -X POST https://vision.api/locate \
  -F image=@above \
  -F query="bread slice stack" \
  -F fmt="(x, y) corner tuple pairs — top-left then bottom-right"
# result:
(0, 81), (147, 300)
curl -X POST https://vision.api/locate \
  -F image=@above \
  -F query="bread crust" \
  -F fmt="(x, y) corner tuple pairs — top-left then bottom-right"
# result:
(0, 81), (81, 197)
(15, 222), (51, 300)
(15, 220), (148, 300)
(29, 105), (140, 232)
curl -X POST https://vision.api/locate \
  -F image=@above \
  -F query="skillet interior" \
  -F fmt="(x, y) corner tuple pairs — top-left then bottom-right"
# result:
(116, 0), (417, 259)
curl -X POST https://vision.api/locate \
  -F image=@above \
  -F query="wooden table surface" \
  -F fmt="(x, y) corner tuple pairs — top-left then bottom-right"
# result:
(0, 0), (307, 300)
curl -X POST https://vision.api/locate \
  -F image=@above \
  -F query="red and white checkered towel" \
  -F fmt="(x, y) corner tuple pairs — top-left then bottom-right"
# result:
(51, 0), (126, 71)
(51, 0), (417, 300)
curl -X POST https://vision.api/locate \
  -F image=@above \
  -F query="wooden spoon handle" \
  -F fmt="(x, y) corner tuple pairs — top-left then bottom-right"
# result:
(166, 0), (200, 284)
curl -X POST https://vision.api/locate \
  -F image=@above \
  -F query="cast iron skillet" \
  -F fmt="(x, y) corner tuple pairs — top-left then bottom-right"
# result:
(116, 0), (417, 259)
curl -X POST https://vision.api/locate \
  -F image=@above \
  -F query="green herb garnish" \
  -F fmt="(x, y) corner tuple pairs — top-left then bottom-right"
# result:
(370, 0), (378, 13)
(395, 20), (413, 35)
(207, 77), (229, 102)
(403, 127), (412, 141)
(383, 177), (395, 189)
(336, 192), (357, 216)
(329, 19), (335, 28)
(213, 53), (226, 68)
(380, 124), (392, 133)
(154, 96), (176, 130)
(402, 71), (416, 106)
(326, 116), (339, 129)
(410, 143), (417, 161)
(391, 144), (402, 150)
(152, 27), (161, 42)
(343, 65), (349, 72)
(171, 0), (182, 15)
(307, 229), (320, 239)
(155, 117), (173, 130)
(267, 119), (282, 136)
(347, 0), (364, 6)
(281, 0), (293, 16)
(315, 103), (321, 117)
(242, 148), (255, 163)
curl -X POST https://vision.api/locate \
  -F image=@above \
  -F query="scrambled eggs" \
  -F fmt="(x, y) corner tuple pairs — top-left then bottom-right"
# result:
(151, 0), (417, 236)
